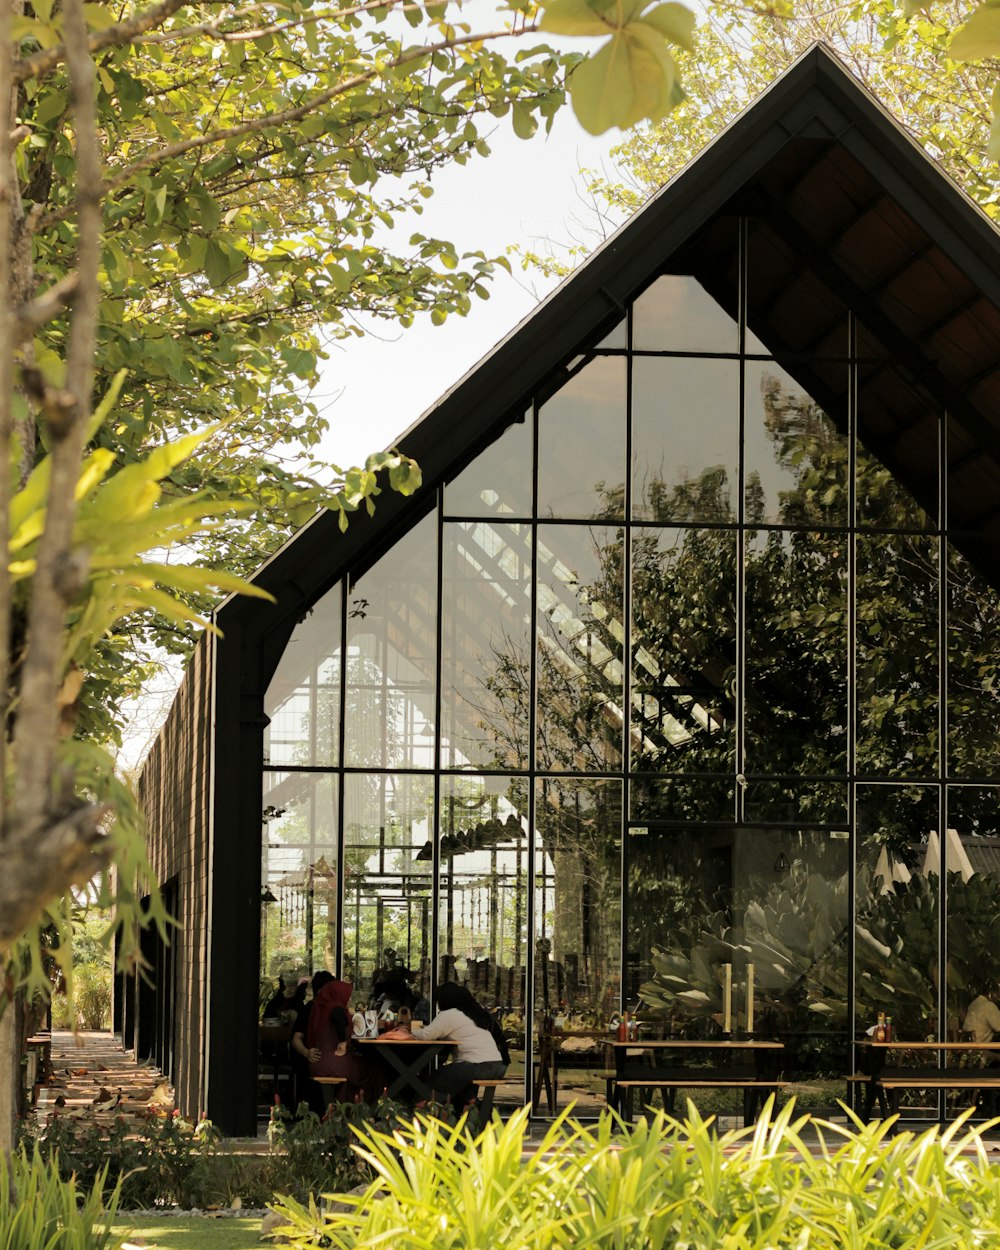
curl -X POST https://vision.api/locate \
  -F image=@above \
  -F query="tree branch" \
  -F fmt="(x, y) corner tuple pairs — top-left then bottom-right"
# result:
(143, 0), (409, 45)
(13, 0), (190, 86)
(102, 27), (529, 196)
(0, 804), (111, 951)
(10, 0), (103, 846)
(13, 272), (81, 344)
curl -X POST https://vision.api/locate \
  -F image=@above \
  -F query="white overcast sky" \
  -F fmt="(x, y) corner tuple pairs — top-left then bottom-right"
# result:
(309, 102), (623, 470)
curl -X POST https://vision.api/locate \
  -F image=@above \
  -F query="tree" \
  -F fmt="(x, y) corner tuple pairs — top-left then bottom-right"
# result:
(0, 0), (701, 1149)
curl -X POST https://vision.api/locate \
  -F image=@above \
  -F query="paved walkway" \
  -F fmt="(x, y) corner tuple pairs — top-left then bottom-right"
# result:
(35, 1030), (174, 1128)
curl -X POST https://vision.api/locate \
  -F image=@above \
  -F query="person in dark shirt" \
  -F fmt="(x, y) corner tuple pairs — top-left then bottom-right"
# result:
(290, 970), (334, 1116)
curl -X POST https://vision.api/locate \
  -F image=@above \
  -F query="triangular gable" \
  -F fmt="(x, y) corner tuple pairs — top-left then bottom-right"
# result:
(224, 43), (1000, 651)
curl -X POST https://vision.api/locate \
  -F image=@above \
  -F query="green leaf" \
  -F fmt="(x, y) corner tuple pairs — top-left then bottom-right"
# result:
(639, 2), (695, 50)
(512, 101), (538, 140)
(83, 3), (118, 29)
(949, 4), (1000, 61)
(204, 239), (246, 289)
(570, 25), (677, 133)
(539, 0), (610, 36)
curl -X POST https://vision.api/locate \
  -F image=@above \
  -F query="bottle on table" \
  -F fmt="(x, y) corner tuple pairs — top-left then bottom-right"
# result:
(875, 1011), (886, 1043)
(617, 1012), (629, 1043)
(885, 1016), (893, 1043)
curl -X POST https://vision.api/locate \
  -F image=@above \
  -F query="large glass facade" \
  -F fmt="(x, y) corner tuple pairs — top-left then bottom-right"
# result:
(260, 245), (1000, 1121)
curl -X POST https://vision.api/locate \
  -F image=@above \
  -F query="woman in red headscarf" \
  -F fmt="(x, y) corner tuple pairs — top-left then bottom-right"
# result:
(305, 978), (366, 1101)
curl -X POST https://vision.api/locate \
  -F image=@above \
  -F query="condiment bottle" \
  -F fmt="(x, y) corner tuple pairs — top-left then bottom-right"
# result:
(617, 1012), (628, 1043)
(875, 1011), (886, 1043)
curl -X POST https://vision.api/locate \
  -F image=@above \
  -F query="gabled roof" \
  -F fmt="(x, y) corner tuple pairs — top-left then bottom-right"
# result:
(226, 42), (1000, 657)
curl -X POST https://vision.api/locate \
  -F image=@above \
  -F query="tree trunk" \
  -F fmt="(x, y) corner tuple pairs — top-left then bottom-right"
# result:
(0, 995), (25, 1155)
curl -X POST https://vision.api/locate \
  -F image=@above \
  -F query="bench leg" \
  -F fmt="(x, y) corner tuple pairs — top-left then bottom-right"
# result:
(477, 1085), (496, 1119)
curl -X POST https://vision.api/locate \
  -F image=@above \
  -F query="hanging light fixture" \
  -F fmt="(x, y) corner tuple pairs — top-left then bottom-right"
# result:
(261, 886), (278, 904)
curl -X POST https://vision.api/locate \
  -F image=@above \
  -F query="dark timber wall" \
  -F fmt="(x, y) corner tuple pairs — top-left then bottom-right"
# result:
(136, 634), (215, 1118)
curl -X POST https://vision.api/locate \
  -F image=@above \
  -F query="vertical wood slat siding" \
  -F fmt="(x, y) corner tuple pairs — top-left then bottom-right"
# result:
(136, 635), (213, 1119)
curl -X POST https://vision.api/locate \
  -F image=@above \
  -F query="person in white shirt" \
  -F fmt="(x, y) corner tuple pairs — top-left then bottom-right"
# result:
(964, 989), (1000, 1044)
(408, 982), (507, 1110)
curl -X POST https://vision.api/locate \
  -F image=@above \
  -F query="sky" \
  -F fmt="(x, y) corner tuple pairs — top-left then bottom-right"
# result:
(306, 102), (625, 470)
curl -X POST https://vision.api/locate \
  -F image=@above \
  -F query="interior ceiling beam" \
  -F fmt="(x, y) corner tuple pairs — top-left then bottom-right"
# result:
(753, 196), (1000, 474)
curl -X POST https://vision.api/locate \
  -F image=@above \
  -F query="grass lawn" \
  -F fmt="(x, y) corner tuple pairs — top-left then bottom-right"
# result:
(111, 1216), (264, 1250)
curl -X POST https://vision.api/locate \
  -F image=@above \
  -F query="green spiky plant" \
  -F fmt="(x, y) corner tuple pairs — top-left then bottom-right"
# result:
(0, 1145), (123, 1250)
(269, 1101), (1000, 1250)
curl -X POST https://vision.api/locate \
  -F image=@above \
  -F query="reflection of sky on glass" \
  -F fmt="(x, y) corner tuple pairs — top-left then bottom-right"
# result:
(537, 357), (626, 519)
(631, 357), (738, 521)
(632, 275), (738, 354)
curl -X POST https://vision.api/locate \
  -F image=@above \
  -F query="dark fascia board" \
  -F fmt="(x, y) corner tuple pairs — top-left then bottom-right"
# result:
(219, 42), (1000, 644)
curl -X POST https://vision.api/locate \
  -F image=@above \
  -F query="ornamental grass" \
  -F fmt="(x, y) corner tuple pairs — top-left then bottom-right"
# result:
(270, 1099), (1000, 1250)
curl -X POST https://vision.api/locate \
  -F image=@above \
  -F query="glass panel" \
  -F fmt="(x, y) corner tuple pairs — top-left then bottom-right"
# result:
(443, 415), (532, 518)
(341, 773), (434, 1002)
(743, 361), (848, 527)
(633, 824), (848, 1117)
(595, 318), (626, 350)
(946, 787), (1000, 1059)
(537, 357), (626, 520)
(264, 584), (341, 768)
(631, 357), (738, 523)
(632, 275), (738, 354)
(630, 775), (734, 823)
(441, 522), (531, 771)
(856, 785), (938, 1045)
(260, 772), (339, 987)
(856, 534), (939, 778)
(742, 781), (848, 827)
(536, 525), (624, 771)
(345, 511), (437, 769)
(745, 531), (847, 776)
(533, 778), (621, 1116)
(947, 541), (1000, 778)
(630, 527), (736, 773)
(437, 775), (529, 1109)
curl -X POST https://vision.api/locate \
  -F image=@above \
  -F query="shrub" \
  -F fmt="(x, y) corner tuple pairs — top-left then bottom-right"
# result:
(30, 1096), (461, 1210)
(0, 1145), (123, 1250)
(261, 1097), (462, 1203)
(270, 1100), (1000, 1250)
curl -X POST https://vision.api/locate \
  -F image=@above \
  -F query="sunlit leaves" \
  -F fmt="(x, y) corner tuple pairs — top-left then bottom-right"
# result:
(949, 3), (1000, 61)
(541, 0), (694, 132)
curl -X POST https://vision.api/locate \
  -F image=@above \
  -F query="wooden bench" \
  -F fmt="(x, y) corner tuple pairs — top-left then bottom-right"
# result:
(471, 1078), (505, 1119)
(615, 1073), (789, 1126)
(314, 1076), (346, 1109)
(848, 1069), (1000, 1120)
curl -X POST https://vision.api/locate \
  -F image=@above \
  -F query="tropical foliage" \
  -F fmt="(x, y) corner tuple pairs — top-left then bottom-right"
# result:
(0, 1144), (123, 1250)
(271, 1101), (1000, 1250)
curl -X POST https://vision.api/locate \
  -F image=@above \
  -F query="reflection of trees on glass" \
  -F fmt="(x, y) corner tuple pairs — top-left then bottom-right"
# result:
(535, 779), (621, 1021)
(639, 859), (1000, 1046)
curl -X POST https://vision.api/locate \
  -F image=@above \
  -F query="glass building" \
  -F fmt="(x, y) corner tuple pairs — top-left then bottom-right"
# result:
(136, 47), (1000, 1134)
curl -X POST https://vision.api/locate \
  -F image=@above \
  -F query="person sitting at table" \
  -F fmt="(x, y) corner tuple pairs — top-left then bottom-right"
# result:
(306, 977), (369, 1103)
(263, 973), (308, 1025)
(407, 982), (507, 1112)
(963, 983), (1000, 1045)
(291, 970), (334, 1115)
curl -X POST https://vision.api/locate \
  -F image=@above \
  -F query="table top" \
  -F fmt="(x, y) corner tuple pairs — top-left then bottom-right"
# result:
(610, 1039), (783, 1050)
(355, 1036), (457, 1046)
(857, 1039), (1000, 1050)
